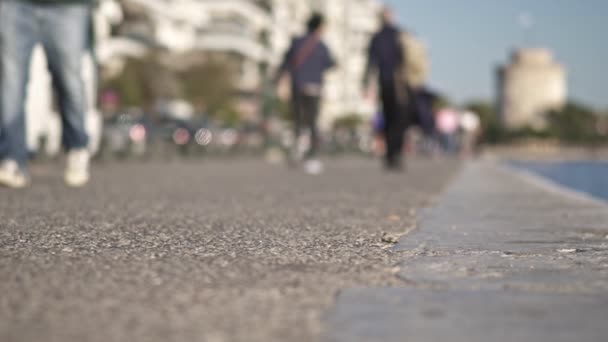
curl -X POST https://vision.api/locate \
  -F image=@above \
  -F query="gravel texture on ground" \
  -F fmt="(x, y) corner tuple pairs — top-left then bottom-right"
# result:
(0, 158), (457, 342)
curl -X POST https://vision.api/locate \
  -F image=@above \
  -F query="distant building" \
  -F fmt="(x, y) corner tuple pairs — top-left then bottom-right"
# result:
(25, 0), (384, 152)
(497, 48), (567, 129)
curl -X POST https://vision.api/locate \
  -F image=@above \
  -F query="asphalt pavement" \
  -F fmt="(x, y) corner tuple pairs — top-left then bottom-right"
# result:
(0, 158), (457, 342)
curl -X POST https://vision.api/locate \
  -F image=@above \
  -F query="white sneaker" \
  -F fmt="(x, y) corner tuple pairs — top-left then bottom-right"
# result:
(288, 135), (307, 167)
(64, 148), (90, 187)
(0, 160), (28, 189)
(304, 159), (324, 175)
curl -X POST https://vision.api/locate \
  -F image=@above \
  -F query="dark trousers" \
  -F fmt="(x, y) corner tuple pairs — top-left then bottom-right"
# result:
(381, 81), (410, 164)
(292, 91), (320, 159)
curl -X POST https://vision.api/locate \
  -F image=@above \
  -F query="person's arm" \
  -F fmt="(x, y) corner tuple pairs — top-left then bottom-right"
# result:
(396, 30), (406, 68)
(274, 38), (296, 85)
(323, 43), (337, 71)
(363, 35), (379, 100)
(363, 35), (378, 90)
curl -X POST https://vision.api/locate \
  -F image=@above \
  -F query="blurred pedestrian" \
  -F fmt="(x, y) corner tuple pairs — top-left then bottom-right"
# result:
(276, 13), (336, 175)
(0, 0), (92, 188)
(436, 106), (460, 155)
(372, 111), (386, 158)
(414, 88), (438, 156)
(364, 7), (413, 171)
(459, 110), (481, 158)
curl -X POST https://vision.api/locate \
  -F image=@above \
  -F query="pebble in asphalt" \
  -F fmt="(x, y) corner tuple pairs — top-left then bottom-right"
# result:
(0, 158), (457, 342)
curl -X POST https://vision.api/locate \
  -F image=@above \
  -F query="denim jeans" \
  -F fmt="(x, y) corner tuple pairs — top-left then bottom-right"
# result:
(0, 0), (90, 166)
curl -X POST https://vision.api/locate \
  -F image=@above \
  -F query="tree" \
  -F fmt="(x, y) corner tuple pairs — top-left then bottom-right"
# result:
(104, 52), (240, 124)
(547, 102), (604, 144)
(464, 100), (504, 144)
(333, 114), (365, 132)
(103, 53), (178, 109)
(177, 57), (238, 117)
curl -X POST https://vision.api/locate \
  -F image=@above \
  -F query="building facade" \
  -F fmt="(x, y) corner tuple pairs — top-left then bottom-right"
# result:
(497, 48), (567, 129)
(310, 0), (381, 128)
(25, 0), (383, 155)
(121, 0), (382, 127)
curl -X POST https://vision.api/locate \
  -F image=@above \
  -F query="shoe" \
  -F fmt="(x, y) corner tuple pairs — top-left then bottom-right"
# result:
(304, 159), (324, 175)
(287, 145), (302, 169)
(384, 157), (405, 172)
(64, 148), (90, 187)
(0, 160), (28, 188)
(288, 135), (306, 167)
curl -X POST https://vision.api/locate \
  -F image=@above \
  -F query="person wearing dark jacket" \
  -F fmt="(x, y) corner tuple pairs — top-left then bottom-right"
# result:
(276, 13), (336, 175)
(0, 0), (93, 188)
(364, 7), (410, 171)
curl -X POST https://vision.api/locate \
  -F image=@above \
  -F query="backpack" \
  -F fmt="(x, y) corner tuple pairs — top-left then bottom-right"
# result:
(397, 32), (430, 90)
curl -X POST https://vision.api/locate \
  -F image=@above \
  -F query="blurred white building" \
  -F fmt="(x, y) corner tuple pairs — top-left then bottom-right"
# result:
(310, 0), (381, 128)
(121, 0), (381, 127)
(26, 0), (382, 152)
(497, 48), (567, 129)
(122, 0), (270, 90)
(264, 0), (381, 127)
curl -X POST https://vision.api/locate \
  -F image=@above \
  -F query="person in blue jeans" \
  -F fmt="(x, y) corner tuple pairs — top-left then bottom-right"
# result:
(0, 0), (92, 188)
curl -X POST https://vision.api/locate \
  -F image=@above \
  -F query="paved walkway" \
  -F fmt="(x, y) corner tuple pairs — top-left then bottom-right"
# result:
(0, 158), (456, 342)
(325, 162), (608, 342)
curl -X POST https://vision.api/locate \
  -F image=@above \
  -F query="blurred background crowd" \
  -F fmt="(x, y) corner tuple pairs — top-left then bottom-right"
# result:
(22, 0), (608, 162)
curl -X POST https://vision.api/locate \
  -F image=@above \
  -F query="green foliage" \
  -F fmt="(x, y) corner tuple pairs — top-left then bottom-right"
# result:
(333, 114), (365, 131)
(215, 106), (241, 128)
(465, 101), (493, 130)
(547, 102), (604, 144)
(464, 100), (503, 144)
(103, 58), (147, 107)
(504, 126), (554, 141)
(103, 53), (241, 124)
(432, 94), (451, 111)
(103, 54), (178, 108)
(177, 58), (237, 116)
(271, 98), (292, 123)
(463, 100), (608, 146)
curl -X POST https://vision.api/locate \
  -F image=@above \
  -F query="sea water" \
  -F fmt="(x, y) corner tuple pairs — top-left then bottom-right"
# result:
(510, 161), (608, 202)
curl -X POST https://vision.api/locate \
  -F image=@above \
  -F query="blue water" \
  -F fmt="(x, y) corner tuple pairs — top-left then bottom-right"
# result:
(510, 161), (608, 202)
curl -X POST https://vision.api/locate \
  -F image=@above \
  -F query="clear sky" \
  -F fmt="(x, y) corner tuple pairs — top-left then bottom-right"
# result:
(384, 0), (607, 109)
